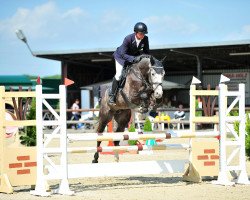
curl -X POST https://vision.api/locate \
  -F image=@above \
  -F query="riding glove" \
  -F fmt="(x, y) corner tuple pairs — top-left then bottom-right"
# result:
(133, 55), (150, 63)
(133, 56), (142, 63)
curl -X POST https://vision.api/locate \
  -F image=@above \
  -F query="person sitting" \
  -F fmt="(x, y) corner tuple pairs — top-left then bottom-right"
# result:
(174, 104), (186, 129)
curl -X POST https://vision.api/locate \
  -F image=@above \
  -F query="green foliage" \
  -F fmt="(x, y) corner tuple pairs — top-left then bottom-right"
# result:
(42, 75), (61, 79)
(231, 110), (250, 160)
(56, 101), (60, 109)
(23, 74), (61, 80)
(245, 114), (250, 159)
(143, 117), (156, 146)
(23, 74), (38, 79)
(195, 99), (202, 117)
(20, 98), (36, 146)
(143, 117), (152, 132)
(128, 123), (137, 145)
(128, 123), (136, 132)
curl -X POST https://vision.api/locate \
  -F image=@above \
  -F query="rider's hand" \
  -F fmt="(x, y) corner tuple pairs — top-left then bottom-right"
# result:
(133, 56), (142, 63)
(133, 55), (151, 63)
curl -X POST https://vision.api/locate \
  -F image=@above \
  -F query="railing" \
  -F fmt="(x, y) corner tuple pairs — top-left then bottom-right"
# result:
(41, 106), (250, 131)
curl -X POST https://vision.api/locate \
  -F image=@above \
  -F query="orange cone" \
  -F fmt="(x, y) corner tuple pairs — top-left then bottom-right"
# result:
(107, 121), (114, 146)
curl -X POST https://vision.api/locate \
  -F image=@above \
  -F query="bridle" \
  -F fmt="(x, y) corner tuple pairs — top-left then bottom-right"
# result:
(148, 66), (164, 91)
(119, 57), (165, 112)
(130, 64), (164, 94)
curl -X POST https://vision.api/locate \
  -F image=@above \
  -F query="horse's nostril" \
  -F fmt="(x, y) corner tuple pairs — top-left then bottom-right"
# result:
(154, 90), (163, 98)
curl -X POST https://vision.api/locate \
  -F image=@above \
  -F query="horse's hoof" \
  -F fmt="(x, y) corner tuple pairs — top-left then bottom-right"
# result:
(92, 160), (98, 163)
(114, 154), (119, 162)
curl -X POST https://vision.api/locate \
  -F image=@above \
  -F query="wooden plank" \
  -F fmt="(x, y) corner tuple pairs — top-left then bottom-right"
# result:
(4, 92), (36, 98)
(192, 116), (219, 123)
(45, 160), (188, 179)
(192, 90), (219, 96)
(4, 120), (36, 126)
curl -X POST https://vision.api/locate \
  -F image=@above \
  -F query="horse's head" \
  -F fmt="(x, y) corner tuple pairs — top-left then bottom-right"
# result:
(147, 56), (165, 99)
(134, 55), (165, 99)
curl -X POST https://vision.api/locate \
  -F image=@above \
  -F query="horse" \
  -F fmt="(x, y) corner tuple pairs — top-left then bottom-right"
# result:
(92, 55), (165, 163)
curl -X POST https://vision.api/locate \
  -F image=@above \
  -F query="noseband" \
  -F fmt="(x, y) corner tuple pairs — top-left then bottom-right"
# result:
(130, 64), (164, 94)
(148, 66), (164, 91)
(120, 58), (165, 113)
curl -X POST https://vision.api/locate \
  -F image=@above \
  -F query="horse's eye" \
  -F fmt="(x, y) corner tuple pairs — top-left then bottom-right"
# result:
(151, 72), (155, 76)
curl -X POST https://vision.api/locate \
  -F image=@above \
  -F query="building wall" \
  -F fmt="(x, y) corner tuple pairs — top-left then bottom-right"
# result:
(166, 69), (250, 106)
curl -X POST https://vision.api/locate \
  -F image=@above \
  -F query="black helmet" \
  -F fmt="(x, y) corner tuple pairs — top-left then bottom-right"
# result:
(134, 22), (148, 34)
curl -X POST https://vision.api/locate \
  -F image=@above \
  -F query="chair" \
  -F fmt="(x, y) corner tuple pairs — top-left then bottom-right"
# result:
(177, 115), (185, 130)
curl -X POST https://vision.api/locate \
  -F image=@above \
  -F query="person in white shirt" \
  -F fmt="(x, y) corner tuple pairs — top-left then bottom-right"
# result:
(71, 99), (81, 129)
(174, 104), (186, 129)
(174, 104), (185, 119)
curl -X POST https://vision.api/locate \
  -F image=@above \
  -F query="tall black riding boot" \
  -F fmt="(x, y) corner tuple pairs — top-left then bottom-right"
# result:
(109, 78), (119, 105)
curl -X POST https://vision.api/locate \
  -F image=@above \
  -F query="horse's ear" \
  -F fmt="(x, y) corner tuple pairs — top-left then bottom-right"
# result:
(161, 56), (167, 64)
(150, 56), (155, 65)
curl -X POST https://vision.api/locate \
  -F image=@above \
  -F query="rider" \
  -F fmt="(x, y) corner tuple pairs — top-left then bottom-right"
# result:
(109, 22), (150, 105)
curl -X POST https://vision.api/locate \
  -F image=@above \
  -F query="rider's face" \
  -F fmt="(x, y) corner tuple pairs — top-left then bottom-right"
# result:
(135, 32), (145, 40)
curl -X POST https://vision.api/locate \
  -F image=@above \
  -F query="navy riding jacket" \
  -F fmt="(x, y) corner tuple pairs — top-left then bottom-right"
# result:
(113, 33), (149, 66)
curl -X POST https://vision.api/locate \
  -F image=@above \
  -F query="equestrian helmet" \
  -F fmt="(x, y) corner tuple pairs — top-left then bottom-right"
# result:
(134, 22), (148, 34)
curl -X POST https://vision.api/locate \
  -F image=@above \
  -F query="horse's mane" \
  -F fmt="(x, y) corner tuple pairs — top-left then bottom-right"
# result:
(133, 56), (164, 74)
(136, 58), (150, 73)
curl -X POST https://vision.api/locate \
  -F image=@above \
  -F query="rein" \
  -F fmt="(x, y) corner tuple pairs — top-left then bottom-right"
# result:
(130, 67), (152, 90)
(130, 65), (164, 93)
(119, 57), (164, 113)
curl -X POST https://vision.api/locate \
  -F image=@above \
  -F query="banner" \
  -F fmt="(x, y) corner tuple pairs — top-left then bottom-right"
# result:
(224, 72), (250, 97)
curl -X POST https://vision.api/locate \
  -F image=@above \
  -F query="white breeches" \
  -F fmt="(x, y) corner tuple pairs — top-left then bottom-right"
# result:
(114, 60), (123, 81)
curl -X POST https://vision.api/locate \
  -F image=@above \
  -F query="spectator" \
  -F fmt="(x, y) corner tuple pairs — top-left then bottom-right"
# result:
(174, 104), (186, 129)
(71, 99), (81, 129)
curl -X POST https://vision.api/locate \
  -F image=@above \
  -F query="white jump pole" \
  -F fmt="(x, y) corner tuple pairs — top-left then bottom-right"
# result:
(30, 85), (50, 196)
(54, 86), (74, 195)
(236, 84), (250, 184)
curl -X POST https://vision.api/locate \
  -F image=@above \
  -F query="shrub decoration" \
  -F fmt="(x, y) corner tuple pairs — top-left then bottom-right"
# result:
(143, 117), (152, 132)
(144, 117), (157, 146)
(128, 123), (137, 145)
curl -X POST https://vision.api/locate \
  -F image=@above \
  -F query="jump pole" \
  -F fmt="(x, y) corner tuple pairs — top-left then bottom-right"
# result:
(31, 81), (250, 196)
(44, 130), (219, 141)
(31, 84), (220, 196)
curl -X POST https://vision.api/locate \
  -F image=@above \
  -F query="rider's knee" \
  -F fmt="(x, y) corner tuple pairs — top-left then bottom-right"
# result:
(114, 73), (122, 81)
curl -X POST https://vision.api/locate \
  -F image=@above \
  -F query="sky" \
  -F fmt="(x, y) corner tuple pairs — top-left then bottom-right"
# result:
(0, 0), (250, 77)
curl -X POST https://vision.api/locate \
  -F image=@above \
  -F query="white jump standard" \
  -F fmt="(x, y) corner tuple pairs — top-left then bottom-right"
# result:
(30, 78), (250, 196)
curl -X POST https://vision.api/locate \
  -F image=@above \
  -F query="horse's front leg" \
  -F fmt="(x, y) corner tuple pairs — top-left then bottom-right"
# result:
(92, 141), (101, 163)
(113, 109), (132, 162)
(113, 141), (120, 162)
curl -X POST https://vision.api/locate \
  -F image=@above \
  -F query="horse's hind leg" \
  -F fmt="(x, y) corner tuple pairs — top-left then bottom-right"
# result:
(113, 109), (132, 162)
(92, 103), (114, 163)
